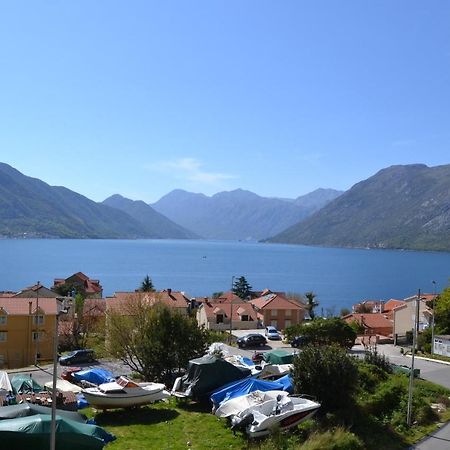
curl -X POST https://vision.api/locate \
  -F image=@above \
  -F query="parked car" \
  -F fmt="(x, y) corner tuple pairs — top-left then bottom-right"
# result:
(59, 349), (95, 366)
(237, 333), (267, 349)
(265, 326), (282, 340)
(290, 335), (310, 348)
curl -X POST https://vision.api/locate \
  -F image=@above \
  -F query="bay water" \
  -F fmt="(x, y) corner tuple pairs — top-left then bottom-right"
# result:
(0, 239), (448, 312)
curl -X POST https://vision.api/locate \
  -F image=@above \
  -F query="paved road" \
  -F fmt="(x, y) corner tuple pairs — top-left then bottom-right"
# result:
(8, 358), (132, 387)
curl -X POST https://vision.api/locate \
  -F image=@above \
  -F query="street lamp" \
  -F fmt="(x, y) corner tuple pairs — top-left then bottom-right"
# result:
(50, 298), (70, 450)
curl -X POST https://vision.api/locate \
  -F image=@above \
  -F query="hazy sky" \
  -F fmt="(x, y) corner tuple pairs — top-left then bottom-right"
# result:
(1, 1), (449, 202)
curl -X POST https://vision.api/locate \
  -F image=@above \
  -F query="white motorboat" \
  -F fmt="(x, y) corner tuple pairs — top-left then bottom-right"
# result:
(216, 390), (320, 438)
(82, 376), (170, 409)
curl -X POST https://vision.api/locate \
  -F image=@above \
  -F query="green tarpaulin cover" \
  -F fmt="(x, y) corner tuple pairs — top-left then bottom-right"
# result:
(10, 375), (43, 394)
(0, 414), (112, 450)
(0, 403), (86, 422)
(181, 355), (251, 399)
(262, 349), (294, 365)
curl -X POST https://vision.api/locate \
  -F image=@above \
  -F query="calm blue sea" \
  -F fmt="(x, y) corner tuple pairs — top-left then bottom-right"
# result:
(0, 239), (448, 312)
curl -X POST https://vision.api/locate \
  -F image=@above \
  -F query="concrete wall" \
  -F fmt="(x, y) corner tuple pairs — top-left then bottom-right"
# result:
(393, 300), (430, 337)
(433, 337), (450, 357)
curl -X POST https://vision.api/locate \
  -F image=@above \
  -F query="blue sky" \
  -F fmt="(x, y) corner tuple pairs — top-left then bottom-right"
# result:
(0, 1), (449, 202)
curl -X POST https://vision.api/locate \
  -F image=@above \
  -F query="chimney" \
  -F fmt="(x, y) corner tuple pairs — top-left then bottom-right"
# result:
(167, 288), (172, 296)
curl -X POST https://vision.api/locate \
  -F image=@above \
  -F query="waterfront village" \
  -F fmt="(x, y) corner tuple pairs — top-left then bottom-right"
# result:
(0, 271), (449, 449)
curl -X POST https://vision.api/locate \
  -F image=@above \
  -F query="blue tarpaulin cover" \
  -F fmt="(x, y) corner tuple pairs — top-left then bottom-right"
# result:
(210, 377), (287, 408)
(72, 369), (114, 385)
(276, 374), (294, 393)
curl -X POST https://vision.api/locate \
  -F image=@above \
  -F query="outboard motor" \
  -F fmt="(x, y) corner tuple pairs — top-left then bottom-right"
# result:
(231, 413), (254, 435)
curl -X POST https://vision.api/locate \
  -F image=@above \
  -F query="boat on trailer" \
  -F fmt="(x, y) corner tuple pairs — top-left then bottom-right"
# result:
(216, 390), (320, 438)
(82, 376), (170, 410)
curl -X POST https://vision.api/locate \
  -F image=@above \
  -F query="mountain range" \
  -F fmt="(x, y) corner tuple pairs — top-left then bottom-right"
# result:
(2, 161), (449, 251)
(151, 188), (343, 240)
(268, 164), (450, 251)
(0, 162), (340, 240)
(0, 163), (193, 239)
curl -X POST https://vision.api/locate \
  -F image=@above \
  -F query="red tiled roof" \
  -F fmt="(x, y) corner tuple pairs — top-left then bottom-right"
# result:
(0, 297), (58, 315)
(250, 293), (304, 311)
(343, 313), (393, 330)
(384, 299), (406, 312)
(53, 272), (103, 295)
(107, 290), (188, 313)
(404, 293), (436, 302)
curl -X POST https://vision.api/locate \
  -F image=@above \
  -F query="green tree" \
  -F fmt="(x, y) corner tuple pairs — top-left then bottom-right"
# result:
(212, 291), (224, 299)
(340, 307), (351, 317)
(292, 344), (358, 412)
(349, 319), (365, 335)
(54, 281), (85, 298)
(232, 276), (253, 300)
(107, 296), (207, 383)
(285, 317), (356, 349)
(139, 275), (155, 292)
(305, 291), (319, 319)
(434, 287), (450, 334)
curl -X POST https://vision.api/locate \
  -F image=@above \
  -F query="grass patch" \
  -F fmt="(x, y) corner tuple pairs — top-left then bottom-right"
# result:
(84, 399), (248, 450)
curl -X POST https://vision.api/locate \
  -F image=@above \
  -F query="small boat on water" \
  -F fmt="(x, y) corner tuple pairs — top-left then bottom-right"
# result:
(82, 376), (170, 410)
(216, 390), (320, 438)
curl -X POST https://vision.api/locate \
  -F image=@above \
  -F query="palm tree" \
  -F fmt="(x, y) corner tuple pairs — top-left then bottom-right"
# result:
(305, 291), (319, 319)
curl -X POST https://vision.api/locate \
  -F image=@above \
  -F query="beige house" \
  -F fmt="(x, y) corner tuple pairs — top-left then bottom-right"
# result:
(249, 291), (304, 330)
(196, 298), (259, 331)
(393, 294), (434, 341)
(107, 289), (189, 316)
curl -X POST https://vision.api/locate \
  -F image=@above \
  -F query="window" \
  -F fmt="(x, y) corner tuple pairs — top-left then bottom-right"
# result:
(241, 315), (249, 322)
(0, 315), (6, 325)
(33, 315), (44, 326)
(0, 331), (7, 342)
(216, 314), (224, 324)
(32, 331), (43, 342)
(285, 309), (292, 317)
(271, 309), (278, 317)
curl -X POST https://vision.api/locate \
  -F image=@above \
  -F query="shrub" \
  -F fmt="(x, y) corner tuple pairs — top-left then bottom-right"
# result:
(360, 376), (407, 416)
(299, 427), (364, 450)
(357, 362), (388, 393)
(292, 344), (358, 413)
(285, 318), (356, 349)
(414, 403), (438, 425)
(363, 348), (392, 373)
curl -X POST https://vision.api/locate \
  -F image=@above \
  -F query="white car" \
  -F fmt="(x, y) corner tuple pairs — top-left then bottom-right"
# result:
(265, 326), (282, 340)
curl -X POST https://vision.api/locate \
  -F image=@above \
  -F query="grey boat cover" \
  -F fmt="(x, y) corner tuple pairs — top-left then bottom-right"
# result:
(0, 403), (87, 422)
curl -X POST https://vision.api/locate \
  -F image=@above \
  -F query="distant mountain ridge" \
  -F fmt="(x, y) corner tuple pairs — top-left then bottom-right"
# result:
(152, 188), (342, 240)
(102, 194), (198, 239)
(268, 164), (450, 251)
(0, 163), (191, 239)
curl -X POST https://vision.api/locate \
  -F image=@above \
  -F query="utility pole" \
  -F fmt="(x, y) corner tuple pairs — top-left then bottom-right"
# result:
(229, 276), (235, 344)
(407, 289), (420, 427)
(431, 281), (437, 355)
(35, 281), (40, 365)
